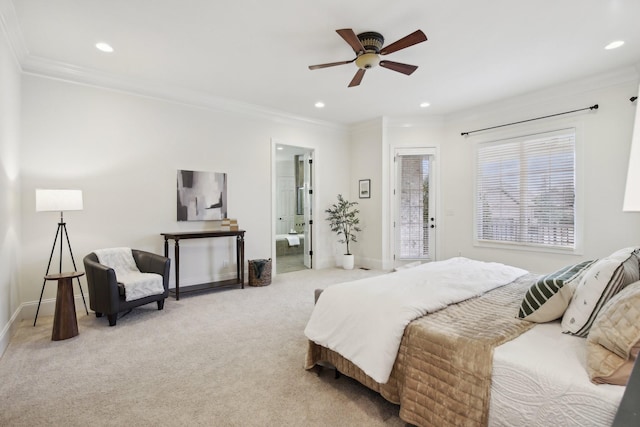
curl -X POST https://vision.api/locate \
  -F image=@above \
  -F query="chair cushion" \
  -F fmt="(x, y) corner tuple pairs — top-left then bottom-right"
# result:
(93, 247), (165, 301)
(118, 272), (164, 302)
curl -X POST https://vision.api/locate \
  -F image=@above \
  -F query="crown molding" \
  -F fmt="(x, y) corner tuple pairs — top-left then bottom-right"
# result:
(348, 117), (385, 135)
(0, 0), (27, 66)
(385, 114), (446, 129)
(445, 65), (640, 124)
(0, 0), (344, 133)
(20, 54), (347, 131)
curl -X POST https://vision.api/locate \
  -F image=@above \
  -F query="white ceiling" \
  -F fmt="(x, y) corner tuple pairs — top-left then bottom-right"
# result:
(6, 0), (640, 125)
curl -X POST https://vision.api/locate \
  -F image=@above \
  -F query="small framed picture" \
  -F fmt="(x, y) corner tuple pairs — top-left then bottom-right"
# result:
(359, 179), (371, 199)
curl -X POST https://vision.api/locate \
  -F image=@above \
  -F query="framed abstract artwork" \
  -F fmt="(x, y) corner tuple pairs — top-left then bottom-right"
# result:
(177, 170), (227, 221)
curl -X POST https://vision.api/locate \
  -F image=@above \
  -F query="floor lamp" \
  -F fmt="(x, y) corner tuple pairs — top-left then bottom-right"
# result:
(615, 93), (640, 426)
(624, 92), (640, 214)
(33, 189), (89, 326)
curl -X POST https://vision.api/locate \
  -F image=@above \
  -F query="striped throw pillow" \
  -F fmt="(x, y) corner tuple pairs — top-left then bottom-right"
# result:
(562, 247), (640, 337)
(517, 260), (595, 323)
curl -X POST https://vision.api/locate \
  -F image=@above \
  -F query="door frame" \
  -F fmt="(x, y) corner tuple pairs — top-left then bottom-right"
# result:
(271, 139), (315, 275)
(302, 151), (313, 269)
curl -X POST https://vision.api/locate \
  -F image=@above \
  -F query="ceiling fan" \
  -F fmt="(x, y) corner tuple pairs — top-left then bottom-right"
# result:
(308, 28), (427, 87)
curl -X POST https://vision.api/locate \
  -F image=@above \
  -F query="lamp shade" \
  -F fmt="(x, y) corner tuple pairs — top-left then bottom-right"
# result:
(623, 88), (640, 212)
(35, 189), (83, 212)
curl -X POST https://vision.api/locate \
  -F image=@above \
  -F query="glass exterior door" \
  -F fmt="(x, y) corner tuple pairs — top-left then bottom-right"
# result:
(394, 149), (436, 262)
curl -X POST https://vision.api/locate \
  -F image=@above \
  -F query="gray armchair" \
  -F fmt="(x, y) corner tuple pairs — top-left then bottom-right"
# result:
(83, 249), (170, 326)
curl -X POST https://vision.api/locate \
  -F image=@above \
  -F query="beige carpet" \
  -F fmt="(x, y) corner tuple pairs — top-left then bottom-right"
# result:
(0, 268), (408, 426)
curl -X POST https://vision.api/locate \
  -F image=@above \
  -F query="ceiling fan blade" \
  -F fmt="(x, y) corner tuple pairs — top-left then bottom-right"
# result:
(336, 28), (366, 54)
(308, 59), (355, 70)
(348, 69), (366, 87)
(380, 30), (427, 55)
(379, 60), (418, 75)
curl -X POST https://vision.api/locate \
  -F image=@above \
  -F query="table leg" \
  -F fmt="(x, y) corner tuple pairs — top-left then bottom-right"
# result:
(238, 235), (245, 288)
(52, 278), (78, 341)
(175, 240), (180, 300)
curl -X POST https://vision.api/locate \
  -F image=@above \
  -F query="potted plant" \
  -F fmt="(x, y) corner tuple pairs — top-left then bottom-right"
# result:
(325, 194), (361, 269)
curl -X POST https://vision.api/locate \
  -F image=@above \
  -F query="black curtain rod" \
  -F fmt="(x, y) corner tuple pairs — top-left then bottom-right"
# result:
(461, 104), (599, 137)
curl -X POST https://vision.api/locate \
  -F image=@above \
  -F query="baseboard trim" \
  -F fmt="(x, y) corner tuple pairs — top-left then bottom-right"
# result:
(0, 304), (24, 358)
(20, 295), (89, 323)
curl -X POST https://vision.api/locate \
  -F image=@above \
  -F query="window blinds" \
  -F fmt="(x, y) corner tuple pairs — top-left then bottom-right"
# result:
(476, 129), (576, 248)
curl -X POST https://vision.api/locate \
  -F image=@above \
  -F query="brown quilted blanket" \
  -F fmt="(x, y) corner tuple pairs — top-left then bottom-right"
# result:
(305, 273), (538, 427)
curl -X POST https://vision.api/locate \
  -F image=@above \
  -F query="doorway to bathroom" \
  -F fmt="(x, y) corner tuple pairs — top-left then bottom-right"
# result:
(273, 143), (313, 274)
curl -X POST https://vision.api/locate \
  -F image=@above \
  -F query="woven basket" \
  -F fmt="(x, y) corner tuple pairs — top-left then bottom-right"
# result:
(248, 259), (272, 287)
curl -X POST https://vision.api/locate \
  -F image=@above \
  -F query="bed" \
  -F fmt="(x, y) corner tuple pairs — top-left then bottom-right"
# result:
(275, 233), (304, 256)
(304, 249), (640, 426)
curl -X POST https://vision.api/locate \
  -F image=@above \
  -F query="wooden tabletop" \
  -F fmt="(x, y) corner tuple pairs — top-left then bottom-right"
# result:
(44, 271), (85, 281)
(161, 230), (245, 239)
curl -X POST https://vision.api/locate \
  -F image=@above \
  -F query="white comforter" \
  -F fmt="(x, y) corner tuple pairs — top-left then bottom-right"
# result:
(304, 257), (527, 383)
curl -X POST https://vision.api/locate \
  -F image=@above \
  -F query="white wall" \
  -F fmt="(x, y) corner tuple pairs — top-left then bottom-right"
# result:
(19, 75), (351, 318)
(0, 18), (21, 355)
(348, 69), (640, 274)
(11, 47), (640, 331)
(348, 119), (384, 269)
(439, 72), (640, 273)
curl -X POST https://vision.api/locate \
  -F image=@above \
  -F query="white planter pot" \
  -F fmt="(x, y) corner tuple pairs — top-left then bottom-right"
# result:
(343, 254), (355, 270)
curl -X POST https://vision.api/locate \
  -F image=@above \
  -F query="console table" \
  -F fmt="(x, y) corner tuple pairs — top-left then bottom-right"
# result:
(161, 230), (245, 300)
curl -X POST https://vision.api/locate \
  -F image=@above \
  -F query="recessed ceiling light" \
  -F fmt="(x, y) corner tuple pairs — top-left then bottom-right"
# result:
(95, 42), (114, 53)
(605, 40), (624, 50)
(420, 102), (431, 108)
(277, 146), (284, 150)
(314, 101), (325, 108)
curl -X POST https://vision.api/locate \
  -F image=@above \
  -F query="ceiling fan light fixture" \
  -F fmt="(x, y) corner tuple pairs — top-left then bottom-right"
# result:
(308, 28), (427, 87)
(357, 31), (384, 53)
(355, 53), (380, 70)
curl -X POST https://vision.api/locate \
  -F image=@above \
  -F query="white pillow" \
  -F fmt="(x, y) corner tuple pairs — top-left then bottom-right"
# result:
(562, 247), (640, 337)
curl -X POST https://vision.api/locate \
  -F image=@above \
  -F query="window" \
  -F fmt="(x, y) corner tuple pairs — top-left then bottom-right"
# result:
(475, 128), (576, 250)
